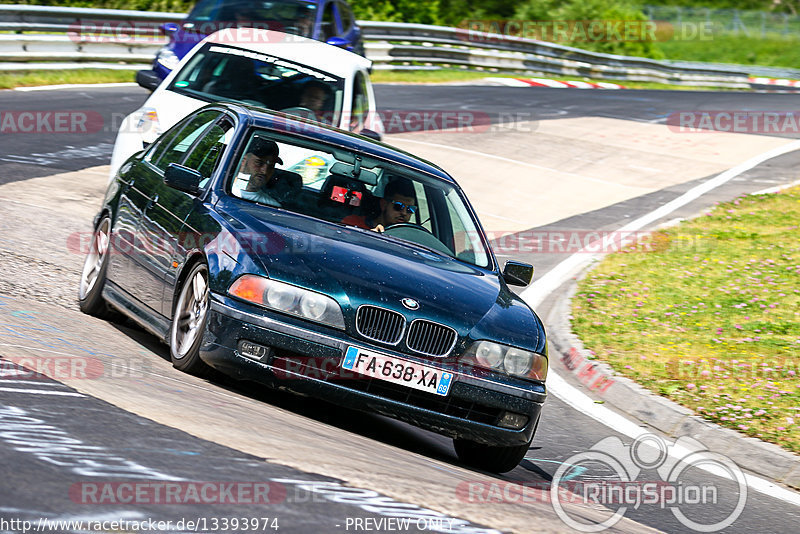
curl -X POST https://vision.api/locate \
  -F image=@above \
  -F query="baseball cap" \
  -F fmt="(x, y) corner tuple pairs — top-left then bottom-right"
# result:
(248, 137), (283, 165)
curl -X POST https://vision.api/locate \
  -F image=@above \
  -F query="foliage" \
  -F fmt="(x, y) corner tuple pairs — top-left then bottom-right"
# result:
(658, 33), (800, 68)
(4, 0), (799, 64)
(515, 0), (663, 58)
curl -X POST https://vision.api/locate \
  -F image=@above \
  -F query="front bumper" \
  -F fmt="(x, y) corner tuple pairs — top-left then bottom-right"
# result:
(201, 294), (546, 447)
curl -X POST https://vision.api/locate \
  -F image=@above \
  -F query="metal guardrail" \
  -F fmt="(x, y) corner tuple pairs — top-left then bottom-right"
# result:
(1, 4), (799, 85)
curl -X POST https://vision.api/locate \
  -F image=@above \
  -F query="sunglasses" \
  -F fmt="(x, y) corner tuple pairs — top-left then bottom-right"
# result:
(391, 201), (418, 215)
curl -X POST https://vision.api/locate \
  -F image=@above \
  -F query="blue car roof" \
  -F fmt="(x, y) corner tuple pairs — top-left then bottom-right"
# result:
(228, 104), (457, 185)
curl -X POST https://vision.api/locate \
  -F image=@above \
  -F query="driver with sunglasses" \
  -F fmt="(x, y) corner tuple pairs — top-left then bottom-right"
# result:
(342, 177), (417, 232)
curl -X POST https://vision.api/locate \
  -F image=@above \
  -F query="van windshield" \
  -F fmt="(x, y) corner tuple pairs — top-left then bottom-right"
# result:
(168, 43), (344, 126)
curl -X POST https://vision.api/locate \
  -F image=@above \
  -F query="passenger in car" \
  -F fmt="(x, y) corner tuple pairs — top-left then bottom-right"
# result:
(233, 137), (294, 207)
(282, 80), (332, 123)
(341, 177), (417, 232)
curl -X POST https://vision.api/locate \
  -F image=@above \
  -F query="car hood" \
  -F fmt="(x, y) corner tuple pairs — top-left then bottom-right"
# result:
(145, 90), (205, 140)
(219, 203), (508, 334)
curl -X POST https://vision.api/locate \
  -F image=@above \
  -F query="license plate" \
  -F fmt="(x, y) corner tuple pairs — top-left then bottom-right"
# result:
(341, 346), (454, 397)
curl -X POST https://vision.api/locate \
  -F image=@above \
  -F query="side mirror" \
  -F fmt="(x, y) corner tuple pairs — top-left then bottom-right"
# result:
(136, 69), (162, 92)
(164, 164), (202, 195)
(326, 36), (350, 49)
(502, 260), (534, 287)
(359, 129), (381, 142)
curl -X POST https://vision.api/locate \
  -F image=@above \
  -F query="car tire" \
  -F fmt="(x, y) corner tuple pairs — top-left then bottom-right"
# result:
(78, 216), (113, 318)
(169, 262), (212, 376)
(453, 438), (532, 473)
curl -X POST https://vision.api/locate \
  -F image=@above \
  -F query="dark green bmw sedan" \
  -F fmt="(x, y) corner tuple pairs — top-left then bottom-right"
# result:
(80, 103), (547, 473)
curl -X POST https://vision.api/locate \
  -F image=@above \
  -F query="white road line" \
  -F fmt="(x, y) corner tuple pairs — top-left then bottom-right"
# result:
(14, 82), (138, 92)
(752, 178), (800, 195)
(520, 138), (800, 505)
(390, 137), (632, 187)
(0, 380), (68, 385)
(0, 387), (84, 396)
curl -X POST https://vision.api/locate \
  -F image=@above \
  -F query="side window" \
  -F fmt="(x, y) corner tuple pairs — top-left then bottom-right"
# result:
(149, 110), (220, 173)
(350, 71), (368, 131)
(183, 116), (235, 180)
(144, 124), (183, 168)
(337, 2), (353, 33)
(321, 1), (337, 40)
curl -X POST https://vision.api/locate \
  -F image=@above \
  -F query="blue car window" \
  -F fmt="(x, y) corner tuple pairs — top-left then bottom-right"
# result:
(184, 117), (235, 180)
(337, 1), (353, 33)
(149, 110), (221, 172)
(320, 1), (337, 40)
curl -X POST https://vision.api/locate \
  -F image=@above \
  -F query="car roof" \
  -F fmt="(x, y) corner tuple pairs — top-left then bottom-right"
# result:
(198, 28), (370, 77)
(223, 103), (454, 184)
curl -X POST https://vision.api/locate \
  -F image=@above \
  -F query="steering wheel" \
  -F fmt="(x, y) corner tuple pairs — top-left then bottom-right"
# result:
(383, 223), (433, 235)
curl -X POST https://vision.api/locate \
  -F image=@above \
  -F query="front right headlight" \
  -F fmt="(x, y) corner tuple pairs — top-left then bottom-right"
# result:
(461, 340), (547, 381)
(228, 275), (345, 330)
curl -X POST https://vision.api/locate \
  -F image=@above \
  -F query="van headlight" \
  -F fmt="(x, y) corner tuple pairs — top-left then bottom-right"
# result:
(461, 340), (547, 381)
(155, 47), (180, 71)
(229, 275), (345, 329)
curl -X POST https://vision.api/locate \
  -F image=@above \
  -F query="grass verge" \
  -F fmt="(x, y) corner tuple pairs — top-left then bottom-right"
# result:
(572, 186), (800, 453)
(0, 67), (750, 92)
(0, 69), (135, 89)
(370, 69), (745, 91)
(657, 34), (800, 71)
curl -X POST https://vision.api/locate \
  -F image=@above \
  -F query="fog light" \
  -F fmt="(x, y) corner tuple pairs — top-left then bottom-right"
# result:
(497, 411), (529, 430)
(238, 340), (272, 362)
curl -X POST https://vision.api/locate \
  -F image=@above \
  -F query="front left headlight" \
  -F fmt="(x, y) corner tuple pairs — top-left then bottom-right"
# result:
(135, 107), (162, 143)
(461, 340), (547, 381)
(228, 275), (345, 330)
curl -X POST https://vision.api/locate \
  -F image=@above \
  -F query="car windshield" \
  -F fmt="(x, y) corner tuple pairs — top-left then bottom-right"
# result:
(168, 43), (344, 126)
(188, 0), (317, 37)
(228, 130), (492, 269)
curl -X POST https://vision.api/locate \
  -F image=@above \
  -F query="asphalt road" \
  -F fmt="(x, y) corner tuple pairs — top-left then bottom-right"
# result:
(1, 84), (799, 533)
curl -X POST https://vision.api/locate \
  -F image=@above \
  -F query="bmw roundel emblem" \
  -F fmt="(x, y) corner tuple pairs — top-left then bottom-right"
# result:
(401, 298), (419, 310)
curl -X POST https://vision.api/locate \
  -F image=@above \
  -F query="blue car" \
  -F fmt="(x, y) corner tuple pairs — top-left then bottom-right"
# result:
(79, 103), (547, 473)
(147, 0), (363, 82)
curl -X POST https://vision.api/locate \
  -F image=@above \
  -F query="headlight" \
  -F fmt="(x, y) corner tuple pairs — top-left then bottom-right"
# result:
(155, 47), (180, 71)
(229, 275), (345, 329)
(135, 107), (161, 143)
(475, 341), (504, 368)
(461, 340), (547, 381)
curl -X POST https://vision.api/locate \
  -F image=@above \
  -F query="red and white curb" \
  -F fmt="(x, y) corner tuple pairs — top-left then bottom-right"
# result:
(485, 77), (625, 89)
(749, 77), (800, 88)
